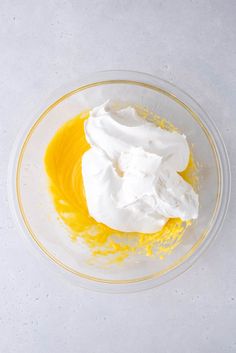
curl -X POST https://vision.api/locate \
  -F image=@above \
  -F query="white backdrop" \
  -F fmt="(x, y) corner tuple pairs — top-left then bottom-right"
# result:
(0, 1), (235, 352)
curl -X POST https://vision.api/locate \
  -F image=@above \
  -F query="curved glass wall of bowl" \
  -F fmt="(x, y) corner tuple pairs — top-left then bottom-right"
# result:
(8, 71), (230, 292)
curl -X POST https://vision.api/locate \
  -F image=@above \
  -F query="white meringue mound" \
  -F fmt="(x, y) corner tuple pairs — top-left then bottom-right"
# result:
(82, 101), (199, 233)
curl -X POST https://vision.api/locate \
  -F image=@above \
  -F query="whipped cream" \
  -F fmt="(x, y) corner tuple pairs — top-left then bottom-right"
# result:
(82, 101), (199, 233)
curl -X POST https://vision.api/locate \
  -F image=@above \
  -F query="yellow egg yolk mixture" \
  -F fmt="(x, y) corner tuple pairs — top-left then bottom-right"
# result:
(44, 109), (198, 263)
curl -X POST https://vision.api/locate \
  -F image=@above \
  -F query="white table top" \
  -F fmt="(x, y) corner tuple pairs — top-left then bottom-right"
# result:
(1, 1), (235, 352)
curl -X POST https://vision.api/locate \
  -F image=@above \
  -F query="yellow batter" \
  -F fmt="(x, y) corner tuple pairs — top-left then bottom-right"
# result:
(44, 109), (198, 263)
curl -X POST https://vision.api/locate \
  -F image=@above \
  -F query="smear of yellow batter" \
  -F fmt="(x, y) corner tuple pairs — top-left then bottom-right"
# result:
(44, 108), (198, 263)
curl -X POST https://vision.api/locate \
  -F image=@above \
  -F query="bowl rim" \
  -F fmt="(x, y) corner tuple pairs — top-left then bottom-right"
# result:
(8, 70), (231, 292)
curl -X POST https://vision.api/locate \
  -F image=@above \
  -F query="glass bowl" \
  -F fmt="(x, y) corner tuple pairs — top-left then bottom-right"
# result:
(8, 71), (231, 292)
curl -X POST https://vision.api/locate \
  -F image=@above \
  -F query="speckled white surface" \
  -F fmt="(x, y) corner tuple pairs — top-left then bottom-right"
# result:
(0, 1), (236, 352)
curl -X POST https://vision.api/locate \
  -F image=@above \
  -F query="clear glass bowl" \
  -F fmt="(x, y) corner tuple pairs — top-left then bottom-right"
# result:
(8, 71), (231, 292)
